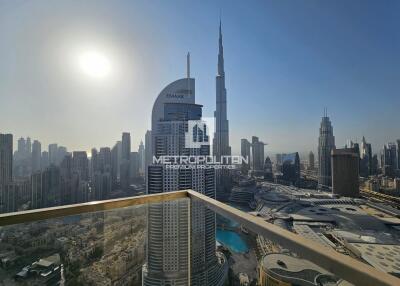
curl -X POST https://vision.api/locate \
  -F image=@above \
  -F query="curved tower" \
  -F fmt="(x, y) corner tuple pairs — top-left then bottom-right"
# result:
(143, 55), (226, 286)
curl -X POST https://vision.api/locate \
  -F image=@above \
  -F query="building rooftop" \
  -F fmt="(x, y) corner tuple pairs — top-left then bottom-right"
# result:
(348, 243), (400, 277)
(261, 253), (339, 285)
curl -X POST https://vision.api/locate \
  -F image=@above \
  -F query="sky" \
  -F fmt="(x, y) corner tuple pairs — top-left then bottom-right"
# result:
(0, 0), (399, 157)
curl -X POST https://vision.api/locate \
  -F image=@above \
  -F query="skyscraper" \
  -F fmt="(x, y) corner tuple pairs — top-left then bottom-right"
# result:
(26, 137), (32, 154)
(90, 148), (98, 180)
(251, 136), (265, 171)
(144, 130), (152, 178)
(121, 133), (131, 191)
(14, 137), (31, 178)
(0, 134), (13, 185)
(48, 143), (58, 166)
(31, 140), (41, 173)
(41, 151), (49, 170)
(308, 151), (315, 170)
(130, 151), (140, 179)
(138, 140), (145, 176)
(121, 132), (131, 161)
(241, 139), (251, 174)
(0, 134), (13, 212)
(144, 57), (226, 286)
(318, 110), (335, 189)
(213, 21), (231, 198)
(57, 146), (68, 165)
(17, 137), (26, 154)
(332, 148), (359, 197)
(281, 153), (300, 185)
(360, 136), (372, 177)
(111, 142), (119, 185)
(381, 143), (397, 177)
(72, 151), (89, 181)
(397, 139), (400, 173)
(90, 147), (112, 200)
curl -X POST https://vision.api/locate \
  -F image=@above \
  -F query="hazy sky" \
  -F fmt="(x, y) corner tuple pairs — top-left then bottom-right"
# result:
(1, 0), (399, 156)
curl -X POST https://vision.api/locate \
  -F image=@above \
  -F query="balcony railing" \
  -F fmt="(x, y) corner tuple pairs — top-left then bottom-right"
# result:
(0, 190), (399, 286)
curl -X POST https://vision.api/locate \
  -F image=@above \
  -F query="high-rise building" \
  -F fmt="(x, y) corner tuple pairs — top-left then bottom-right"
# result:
(57, 146), (68, 165)
(213, 22), (231, 199)
(121, 132), (131, 161)
(130, 151), (140, 179)
(92, 171), (111, 201)
(72, 151), (89, 181)
(41, 151), (49, 170)
(41, 165), (61, 208)
(144, 58), (226, 286)
(241, 139), (251, 174)
(26, 137), (32, 154)
(121, 133), (131, 191)
(120, 159), (130, 191)
(251, 136), (265, 171)
(111, 143), (119, 185)
(264, 157), (273, 180)
(14, 136), (31, 178)
(0, 134), (13, 186)
(281, 153), (300, 185)
(308, 151), (315, 170)
(31, 171), (43, 209)
(372, 154), (378, 175)
(1, 180), (29, 213)
(213, 21), (231, 160)
(144, 130), (152, 178)
(360, 136), (372, 177)
(48, 143), (58, 166)
(90, 148), (98, 180)
(17, 137), (26, 154)
(381, 143), (397, 177)
(397, 139), (400, 173)
(31, 140), (41, 173)
(332, 148), (359, 197)
(98, 147), (111, 172)
(59, 154), (73, 204)
(138, 140), (145, 176)
(90, 147), (112, 200)
(318, 110), (335, 189)
(0, 134), (13, 213)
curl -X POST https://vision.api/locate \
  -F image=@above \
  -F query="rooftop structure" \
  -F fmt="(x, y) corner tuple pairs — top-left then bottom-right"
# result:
(259, 253), (340, 286)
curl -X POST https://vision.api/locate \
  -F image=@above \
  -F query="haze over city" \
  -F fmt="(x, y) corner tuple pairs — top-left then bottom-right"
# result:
(2, 1), (400, 286)
(1, 0), (399, 155)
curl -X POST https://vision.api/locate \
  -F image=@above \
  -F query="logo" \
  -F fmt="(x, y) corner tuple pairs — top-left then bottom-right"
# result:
(185, 119), (213, 148)
(152, 116), (248, 169)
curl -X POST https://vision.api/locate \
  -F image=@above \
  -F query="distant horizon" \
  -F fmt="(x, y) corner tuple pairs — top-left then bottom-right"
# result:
(1, 0), (399, 156)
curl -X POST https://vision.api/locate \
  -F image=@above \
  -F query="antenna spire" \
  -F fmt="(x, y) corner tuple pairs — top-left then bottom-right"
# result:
(323, 107), (328, 117)
(186, 52), (190, 78)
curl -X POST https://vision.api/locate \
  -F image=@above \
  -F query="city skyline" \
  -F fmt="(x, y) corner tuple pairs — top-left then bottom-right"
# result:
(1, 2), (400, 285)
(1, 0), (400, 155)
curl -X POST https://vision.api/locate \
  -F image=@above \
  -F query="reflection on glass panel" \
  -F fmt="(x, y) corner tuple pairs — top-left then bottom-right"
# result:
(0, 200), (186, 286)
(197, 197), (353, 286)
(216, 213), (258, 285)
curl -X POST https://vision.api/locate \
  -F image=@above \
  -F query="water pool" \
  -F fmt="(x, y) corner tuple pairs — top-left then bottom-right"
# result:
(216, 229), (249, 253)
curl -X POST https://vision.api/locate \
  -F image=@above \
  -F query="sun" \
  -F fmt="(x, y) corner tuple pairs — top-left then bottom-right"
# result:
(78, 50), (111, 79)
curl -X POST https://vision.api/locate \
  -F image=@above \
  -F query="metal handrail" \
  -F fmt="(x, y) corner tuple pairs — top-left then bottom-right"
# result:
(0, 189), (399, 286)
(0, 190), (187, 226)
(187, 190), (400, 286)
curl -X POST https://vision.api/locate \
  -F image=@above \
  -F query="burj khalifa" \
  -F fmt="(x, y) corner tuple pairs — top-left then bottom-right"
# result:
(213, 21), (231, 199)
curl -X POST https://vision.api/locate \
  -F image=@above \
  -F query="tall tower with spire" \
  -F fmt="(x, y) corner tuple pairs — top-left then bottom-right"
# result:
(318, 108), (335, 189)
(213, 20), (231, 199)
(213, 20), (231, 159)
